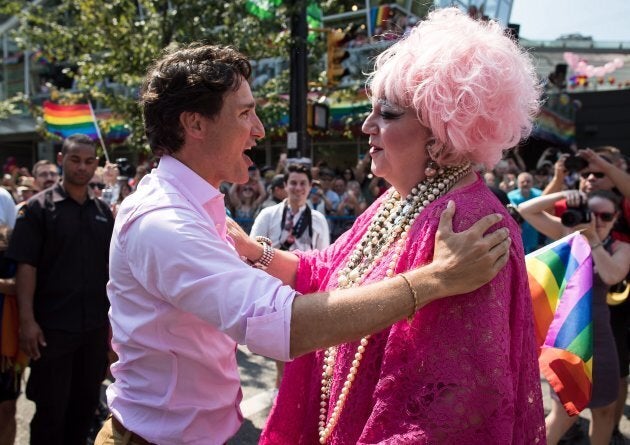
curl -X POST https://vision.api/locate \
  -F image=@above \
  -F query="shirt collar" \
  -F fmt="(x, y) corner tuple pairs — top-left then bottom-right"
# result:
(156, 155), (228, 238)
(285, 200), (307, 214)
(51, 181), (97, 203)
(157, 155), (223, 206)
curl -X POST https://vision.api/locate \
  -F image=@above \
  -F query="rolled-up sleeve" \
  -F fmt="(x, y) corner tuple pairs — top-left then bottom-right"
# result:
(123, 206), (296, 361)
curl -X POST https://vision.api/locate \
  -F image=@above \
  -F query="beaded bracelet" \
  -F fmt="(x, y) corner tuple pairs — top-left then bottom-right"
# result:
(399, 273), (420, 323)
(252, 236), (274, 270)
(590, 242), (603, 250)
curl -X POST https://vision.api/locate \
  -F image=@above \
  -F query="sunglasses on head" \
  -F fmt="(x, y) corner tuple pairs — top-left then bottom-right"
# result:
(592, 211), (615, 222)
(89, 182), (106, 190)
(580, 171), (605, 179)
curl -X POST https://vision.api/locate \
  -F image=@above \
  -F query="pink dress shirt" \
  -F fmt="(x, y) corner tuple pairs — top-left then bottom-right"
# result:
(106, 155), (296, 445)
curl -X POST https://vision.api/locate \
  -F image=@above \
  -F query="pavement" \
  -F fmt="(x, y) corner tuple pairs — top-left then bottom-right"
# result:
(14, 346), (630, 444)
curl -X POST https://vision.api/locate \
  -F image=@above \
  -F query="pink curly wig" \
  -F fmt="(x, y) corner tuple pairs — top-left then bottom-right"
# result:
(367, 8), (541, 168)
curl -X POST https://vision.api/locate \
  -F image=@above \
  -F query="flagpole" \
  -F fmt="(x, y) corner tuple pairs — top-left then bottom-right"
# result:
(87, 101), (111, 164)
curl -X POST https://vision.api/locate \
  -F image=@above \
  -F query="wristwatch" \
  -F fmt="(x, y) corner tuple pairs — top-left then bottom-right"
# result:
(252, 236), (274, 270)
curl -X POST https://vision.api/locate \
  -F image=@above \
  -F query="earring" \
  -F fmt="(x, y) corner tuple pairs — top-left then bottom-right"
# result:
(425, 160), (439, 178)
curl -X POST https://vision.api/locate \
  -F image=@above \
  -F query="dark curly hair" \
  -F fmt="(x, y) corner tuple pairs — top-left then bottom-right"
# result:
(140, 43), (252, 155)
(284, 164), (312, 183)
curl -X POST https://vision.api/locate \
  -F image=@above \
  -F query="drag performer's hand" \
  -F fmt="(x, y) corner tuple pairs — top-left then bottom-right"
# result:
(226, 217), (262, 263)
(20, 318), (46, 360)
(430, 200), (511, 296)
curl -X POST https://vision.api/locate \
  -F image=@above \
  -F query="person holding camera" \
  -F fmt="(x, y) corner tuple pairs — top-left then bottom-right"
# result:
(307, 179), (326, 214)
(518, 189), (630, 445)
(543, 148), (630, 209)
(543, 149), (630, 436)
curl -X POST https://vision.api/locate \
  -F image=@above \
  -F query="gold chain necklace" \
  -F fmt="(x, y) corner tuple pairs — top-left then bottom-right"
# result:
(317, 164), (471, 444)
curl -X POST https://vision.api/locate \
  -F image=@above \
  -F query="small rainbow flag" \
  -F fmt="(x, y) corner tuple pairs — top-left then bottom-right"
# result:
(42, 101), (99, 140)
(532, 107), (576, 146)
(95, 111), (131, 144)
(526, 232), (593, 415)
(370, 5), (390, 33)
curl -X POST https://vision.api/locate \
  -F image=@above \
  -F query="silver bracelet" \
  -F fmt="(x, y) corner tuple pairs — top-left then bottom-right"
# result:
(252, 236), (274, 270)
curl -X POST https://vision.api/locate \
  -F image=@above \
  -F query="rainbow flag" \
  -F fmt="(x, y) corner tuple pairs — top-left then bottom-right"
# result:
(95, 111), (131, 144)
(526, 232), (593, 415)
(42, 101), (99, 140)
(532, 106), (576, 146)
(370, 5), (390, 33)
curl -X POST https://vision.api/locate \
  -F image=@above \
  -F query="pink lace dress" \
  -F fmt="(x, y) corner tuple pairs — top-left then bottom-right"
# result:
(259, 175), (546, 444)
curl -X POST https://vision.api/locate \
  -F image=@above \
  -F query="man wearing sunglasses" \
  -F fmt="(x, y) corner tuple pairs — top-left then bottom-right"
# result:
(544, 148), (630, 229)
(89, 168), (107, 199)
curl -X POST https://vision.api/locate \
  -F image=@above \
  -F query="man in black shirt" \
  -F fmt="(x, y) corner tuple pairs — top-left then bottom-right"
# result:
(7, 134), (114, 445)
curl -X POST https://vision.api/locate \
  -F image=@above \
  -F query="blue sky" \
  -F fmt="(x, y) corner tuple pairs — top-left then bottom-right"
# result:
(510, 0), (630, 42)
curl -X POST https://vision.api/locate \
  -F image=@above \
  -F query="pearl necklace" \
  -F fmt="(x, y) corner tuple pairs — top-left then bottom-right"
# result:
(317, 163), (471, 444)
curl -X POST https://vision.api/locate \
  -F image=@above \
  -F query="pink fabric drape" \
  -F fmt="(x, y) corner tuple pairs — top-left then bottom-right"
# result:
(260, 175), (546, 444)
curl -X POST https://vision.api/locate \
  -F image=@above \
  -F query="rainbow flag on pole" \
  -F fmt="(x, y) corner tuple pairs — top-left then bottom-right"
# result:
(526, 232), (593, 415)
(42, 101), (99, 140)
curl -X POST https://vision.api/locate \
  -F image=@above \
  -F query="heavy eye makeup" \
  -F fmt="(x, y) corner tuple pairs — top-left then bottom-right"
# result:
(376, 98), (404, 120)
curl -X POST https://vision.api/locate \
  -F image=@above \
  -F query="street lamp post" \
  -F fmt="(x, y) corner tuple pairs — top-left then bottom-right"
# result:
(289, 0), (308, 156)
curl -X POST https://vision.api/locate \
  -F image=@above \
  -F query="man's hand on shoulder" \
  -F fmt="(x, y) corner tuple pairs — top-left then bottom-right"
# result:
(430, 200), (510, 297)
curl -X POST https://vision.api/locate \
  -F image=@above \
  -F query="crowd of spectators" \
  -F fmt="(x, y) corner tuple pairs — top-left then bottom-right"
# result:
(0, 142), (629, 443)
(221, 152), (391, 242)
(0, 155), (152, 224)
(1, 143), (628, 252)
(486, 145), (630, 443)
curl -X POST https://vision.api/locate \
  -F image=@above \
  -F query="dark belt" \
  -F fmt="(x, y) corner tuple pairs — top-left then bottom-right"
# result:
(111, 416), (156, 445)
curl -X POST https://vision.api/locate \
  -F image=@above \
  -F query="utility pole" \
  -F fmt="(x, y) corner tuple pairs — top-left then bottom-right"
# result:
(289, 0), (308, 156)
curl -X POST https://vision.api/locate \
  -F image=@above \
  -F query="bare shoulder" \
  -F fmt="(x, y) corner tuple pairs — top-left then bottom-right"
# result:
(612, 239), (630, 256)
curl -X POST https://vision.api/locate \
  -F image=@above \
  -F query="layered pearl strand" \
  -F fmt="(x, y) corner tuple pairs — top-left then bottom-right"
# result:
(317, 163), (471, 444)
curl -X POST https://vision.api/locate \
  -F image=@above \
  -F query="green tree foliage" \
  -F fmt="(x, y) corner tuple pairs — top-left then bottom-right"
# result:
(0, 95), (22, 120)
(0, 0), (400, 153)
(2, 0), (300, 153)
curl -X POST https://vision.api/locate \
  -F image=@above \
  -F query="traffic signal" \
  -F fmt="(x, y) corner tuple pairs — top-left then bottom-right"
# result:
(326, 29), (350, 86)
(307, 102), (329, 131)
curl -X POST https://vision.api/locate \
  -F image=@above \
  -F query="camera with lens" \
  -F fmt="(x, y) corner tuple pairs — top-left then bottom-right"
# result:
(506, 204), (524, 225)
(561, 199), (592, 227)
(564, 154), (589, 173)
(115, 157), (136, 179)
